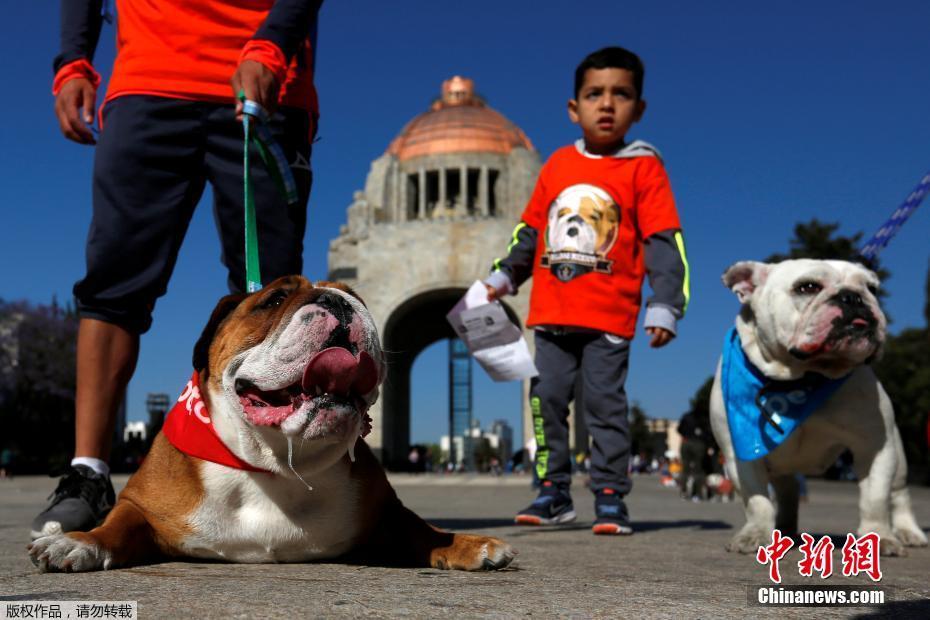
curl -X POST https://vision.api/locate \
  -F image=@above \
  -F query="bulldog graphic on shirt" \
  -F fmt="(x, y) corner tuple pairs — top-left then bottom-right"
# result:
(542, 184), (620, 282)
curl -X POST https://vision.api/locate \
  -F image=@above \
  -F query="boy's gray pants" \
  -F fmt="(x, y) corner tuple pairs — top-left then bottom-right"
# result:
(530, 330), (632, 495)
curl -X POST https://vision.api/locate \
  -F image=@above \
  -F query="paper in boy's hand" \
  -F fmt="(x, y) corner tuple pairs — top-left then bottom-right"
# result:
(446, 281), (538, 382)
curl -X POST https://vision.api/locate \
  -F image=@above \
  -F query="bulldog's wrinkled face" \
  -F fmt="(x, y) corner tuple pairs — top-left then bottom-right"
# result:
(547, 184), (619, 255)
(199, 276), (383, 446)
(723, 259), (886, 376)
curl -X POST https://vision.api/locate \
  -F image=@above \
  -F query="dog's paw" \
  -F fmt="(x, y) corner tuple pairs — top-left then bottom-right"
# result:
(858, 524), (909, 557)
(878, 534), (907, 557)
(27, 534), (110, 573)
(433, 534), (517, 571)
(894, 525), (928, 548)
(477, 538), (517, 571)
(726, 526), (771, 554)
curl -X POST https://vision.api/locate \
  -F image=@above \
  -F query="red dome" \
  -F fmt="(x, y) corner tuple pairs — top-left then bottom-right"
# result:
(386, 76), (534, 162)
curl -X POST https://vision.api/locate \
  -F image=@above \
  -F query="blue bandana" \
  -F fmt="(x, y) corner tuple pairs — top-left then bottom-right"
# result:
(721, 327), (851, 461)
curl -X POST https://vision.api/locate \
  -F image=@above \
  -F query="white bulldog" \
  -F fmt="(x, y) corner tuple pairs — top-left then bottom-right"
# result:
(710, 259), (928, 556)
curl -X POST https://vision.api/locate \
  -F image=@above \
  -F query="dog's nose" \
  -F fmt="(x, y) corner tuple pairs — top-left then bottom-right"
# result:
(836, 289), (865, 308)
(567, 227), (579, 237)
(315, 291), (354, 324)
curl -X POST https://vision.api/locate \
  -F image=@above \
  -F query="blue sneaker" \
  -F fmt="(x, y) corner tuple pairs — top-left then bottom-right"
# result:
(515, 480), (576, 525)
(592, 488), (632, 535)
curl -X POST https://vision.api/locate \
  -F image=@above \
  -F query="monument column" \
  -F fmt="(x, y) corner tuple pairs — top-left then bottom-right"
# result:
(418, 167), (426, 219)
(439, 166), (447, 212)
(460, 165), (468, 214)
(479, 166), (489, 216)
(399, 170), (407, 221)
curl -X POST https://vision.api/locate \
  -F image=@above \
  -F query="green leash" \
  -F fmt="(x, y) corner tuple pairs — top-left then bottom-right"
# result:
(239, 91), (300, 293)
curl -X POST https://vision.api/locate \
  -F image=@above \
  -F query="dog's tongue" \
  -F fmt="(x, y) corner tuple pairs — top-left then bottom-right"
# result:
(302, 348), (378, 396)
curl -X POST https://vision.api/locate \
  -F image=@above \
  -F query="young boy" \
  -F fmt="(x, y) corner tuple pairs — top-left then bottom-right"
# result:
(485, 46), (689, 535)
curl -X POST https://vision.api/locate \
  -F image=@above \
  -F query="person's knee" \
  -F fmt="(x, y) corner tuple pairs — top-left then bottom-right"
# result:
(75, 300), (153, 337)
(530, 383), (571, 414)
(585, 402), (629, 431)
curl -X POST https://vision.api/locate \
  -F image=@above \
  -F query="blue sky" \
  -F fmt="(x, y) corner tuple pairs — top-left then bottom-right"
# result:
(3, 2), (929, 446)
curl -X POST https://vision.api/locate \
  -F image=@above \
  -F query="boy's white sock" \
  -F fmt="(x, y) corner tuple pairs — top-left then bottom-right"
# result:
(71, 457), (110, 478)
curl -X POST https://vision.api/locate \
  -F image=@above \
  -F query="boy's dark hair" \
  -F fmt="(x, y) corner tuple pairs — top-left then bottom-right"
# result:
(574, 46), (645, 100)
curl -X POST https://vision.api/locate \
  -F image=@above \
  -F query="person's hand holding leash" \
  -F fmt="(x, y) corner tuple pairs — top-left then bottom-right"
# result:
(646, 326), (674, 348)
(55, 78), (96, 145)
(231, 60), (280, 120)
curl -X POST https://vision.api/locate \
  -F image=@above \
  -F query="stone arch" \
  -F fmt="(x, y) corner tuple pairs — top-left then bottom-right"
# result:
(377, 287), (522, 469)
(327, 76), (542, 465)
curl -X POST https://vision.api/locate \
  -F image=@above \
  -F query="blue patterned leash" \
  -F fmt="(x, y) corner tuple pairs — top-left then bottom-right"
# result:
(240, 94), (299, 292)
(859, 170), (930, 260)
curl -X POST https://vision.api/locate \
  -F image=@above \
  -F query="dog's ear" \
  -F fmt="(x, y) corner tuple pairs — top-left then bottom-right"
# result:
(722, 261), (769, 304)
(192, 293), (248, 371)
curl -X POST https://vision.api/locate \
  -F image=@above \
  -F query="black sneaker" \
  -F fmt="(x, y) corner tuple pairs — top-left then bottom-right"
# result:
(515, 480), (576, 525)
(30, 465), (115, 539)
(592, 488), (632, 535)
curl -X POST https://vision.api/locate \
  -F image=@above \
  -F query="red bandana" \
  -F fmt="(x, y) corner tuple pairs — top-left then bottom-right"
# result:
(163, 372), (269, 473)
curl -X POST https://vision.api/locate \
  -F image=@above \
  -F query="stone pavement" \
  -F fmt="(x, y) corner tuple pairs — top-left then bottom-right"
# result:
(1, 473), (928, 619)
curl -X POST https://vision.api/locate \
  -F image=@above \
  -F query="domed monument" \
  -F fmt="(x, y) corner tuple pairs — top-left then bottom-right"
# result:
(328, 76), (541, 466)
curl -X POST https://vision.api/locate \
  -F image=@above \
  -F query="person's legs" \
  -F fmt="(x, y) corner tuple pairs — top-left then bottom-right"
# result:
(204, 105), (312, 292)
(580, 334), (632, 494)
(32, 96), (207, 538)
(530, 331), (582, 488)
(679, 441), (694, 496)
(73, 319), (139, 461)
(692, 440), (707, 500)
(679, 440), (706, 500)
(580, 333), (633, 534)
(515, 331), (581, 525)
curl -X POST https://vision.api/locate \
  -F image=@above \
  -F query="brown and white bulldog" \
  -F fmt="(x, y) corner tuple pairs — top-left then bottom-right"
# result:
(28, 276), (516, 572)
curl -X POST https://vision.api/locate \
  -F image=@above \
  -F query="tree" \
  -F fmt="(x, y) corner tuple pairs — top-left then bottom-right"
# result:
(764, 219), (890, 296)
(471, 437), (497, 472)
(874, 327), (930, 484)
(874, 259), (930, 484)
(687, 376), (715, 421)
(0, 299), (78, 473)
(764, 219), (863, 263)
(682, 377), (719, 462)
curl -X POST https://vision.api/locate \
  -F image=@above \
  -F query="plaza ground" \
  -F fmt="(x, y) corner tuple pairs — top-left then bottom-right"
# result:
(1, 473), (928, 619)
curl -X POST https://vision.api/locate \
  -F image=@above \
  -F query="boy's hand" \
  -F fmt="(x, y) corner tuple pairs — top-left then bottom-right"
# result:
(231, 60), (280, 120)
(485, 283), (502, 302)
(645, 327), (674, 348)
(55, 78), (97, 145)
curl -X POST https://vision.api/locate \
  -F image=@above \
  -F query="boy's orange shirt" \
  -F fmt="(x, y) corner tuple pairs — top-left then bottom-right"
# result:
(106, 0), (317, 112)
(521, 144), (680, 338)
